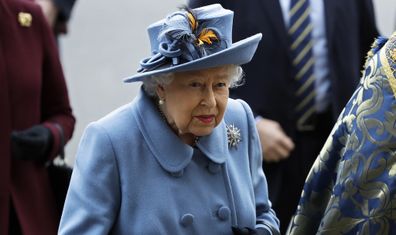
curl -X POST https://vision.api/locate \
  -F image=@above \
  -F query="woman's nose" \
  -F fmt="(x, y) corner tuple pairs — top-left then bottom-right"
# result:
(200, 87), (216, 107)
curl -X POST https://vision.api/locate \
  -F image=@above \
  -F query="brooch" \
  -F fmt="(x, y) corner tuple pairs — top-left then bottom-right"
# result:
(18, 12), (32, 27)
(226, 124), (241, 148)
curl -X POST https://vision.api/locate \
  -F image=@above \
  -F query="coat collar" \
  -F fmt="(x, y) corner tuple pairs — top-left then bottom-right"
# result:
(133, 88), (229, 173)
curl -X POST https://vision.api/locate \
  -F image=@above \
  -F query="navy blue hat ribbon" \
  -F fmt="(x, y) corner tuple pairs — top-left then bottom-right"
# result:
(138, 8), (221, 73)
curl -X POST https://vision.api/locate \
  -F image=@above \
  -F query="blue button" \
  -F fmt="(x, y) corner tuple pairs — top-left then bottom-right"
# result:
(217, 206), (230, 220)
(180, 213), (194, 227)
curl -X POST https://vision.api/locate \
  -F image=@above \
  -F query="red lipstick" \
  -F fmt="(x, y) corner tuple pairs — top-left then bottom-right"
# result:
(195, 115), (215, 124)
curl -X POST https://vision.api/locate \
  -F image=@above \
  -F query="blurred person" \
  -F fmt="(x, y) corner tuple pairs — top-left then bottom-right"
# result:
(59, 4), (280, 235)
(35, 0), (76, 35)
(0, 0), (75, 234)
(189, 0), (378, 232)
(287, 32), (396, 234)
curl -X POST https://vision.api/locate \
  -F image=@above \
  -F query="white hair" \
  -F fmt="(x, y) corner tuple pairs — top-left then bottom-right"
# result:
(228, 65), (245, 88)
(142, 73), (174, 97)
(142, 65), (244, 97)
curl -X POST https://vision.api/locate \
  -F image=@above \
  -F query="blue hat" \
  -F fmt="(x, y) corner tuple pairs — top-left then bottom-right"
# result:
(124, 4), (262, 82)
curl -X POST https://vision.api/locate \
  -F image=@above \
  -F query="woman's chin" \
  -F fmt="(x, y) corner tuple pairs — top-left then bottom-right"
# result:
(192, 127), (215, 137)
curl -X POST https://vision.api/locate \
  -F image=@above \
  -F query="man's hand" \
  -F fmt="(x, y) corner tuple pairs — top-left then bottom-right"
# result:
(256, 118), (295, 162)
(36, 0), (58, 27)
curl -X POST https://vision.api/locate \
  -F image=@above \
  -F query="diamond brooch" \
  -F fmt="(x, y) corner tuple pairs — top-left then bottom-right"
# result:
(226, 124), (241, 148)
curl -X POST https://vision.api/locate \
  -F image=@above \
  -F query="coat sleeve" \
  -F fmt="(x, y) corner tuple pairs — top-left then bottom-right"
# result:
(59, 122), (121, 235)
(239, 100), (280, 235)
(37, 6), (75, 160)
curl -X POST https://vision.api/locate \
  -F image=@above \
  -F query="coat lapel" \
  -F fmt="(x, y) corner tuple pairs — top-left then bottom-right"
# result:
(196, 121), (228, 164)
(134, 88), (194, 173)
(323, 0), (336, 51)
(257, 0), (289, 50)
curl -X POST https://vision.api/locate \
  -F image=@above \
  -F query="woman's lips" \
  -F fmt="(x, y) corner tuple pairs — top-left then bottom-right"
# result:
(195, 115), (215, 124)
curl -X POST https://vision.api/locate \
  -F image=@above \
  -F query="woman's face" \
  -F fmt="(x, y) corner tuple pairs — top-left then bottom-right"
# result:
(157, 66), (232, 141)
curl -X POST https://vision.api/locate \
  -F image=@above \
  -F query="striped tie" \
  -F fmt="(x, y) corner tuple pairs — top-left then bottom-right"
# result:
(288, 0), (316, 131)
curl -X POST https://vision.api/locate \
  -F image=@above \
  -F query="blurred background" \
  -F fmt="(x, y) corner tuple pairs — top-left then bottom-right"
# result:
(60, 0), (396, 163)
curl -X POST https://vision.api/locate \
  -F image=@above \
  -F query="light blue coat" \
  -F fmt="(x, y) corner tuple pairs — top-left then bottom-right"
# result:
(59, 88), (280, 235)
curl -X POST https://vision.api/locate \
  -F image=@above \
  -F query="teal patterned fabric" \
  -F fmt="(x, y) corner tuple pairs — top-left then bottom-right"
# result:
(287, 32), (396, 235)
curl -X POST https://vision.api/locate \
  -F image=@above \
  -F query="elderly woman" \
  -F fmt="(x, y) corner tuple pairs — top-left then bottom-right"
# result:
(59, 4), (279, 235)
(287, 32), (396, 234)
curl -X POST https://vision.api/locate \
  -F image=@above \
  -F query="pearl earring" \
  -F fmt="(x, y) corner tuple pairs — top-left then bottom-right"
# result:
(159, 99), (165, 105)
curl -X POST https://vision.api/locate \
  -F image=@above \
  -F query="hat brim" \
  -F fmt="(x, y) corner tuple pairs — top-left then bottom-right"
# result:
(123, 33), (262, 83)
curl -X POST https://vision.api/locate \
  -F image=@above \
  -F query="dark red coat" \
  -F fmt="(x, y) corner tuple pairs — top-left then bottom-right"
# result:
(0, 0), (75, 234)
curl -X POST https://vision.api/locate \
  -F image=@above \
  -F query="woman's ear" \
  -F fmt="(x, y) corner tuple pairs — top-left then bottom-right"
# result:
(156, 85), (165, 100)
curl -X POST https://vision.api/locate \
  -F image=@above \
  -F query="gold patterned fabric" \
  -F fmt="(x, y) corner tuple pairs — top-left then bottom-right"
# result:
(287, 32), (396, 235)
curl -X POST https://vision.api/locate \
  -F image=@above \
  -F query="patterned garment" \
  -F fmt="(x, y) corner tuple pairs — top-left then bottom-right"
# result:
(287, 32), (396, 235)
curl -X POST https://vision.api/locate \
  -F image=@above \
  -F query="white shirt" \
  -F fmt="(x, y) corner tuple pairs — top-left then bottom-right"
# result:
(279, 0), (331, 112)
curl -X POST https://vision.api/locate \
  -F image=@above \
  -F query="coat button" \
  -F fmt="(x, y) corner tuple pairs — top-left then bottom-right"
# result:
(217, 206), (230, 221)
(180, 213), (194, 227)
(170, 169), (184, 177)
(207, 162), (221, 174)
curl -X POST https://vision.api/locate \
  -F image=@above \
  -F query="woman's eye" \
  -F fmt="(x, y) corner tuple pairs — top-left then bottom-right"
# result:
(190, 82), (202, 88)
(216, 82), (227, 88)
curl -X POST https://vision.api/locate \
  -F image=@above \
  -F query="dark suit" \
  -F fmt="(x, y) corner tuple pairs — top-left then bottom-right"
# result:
(189, 0), (378, 232)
